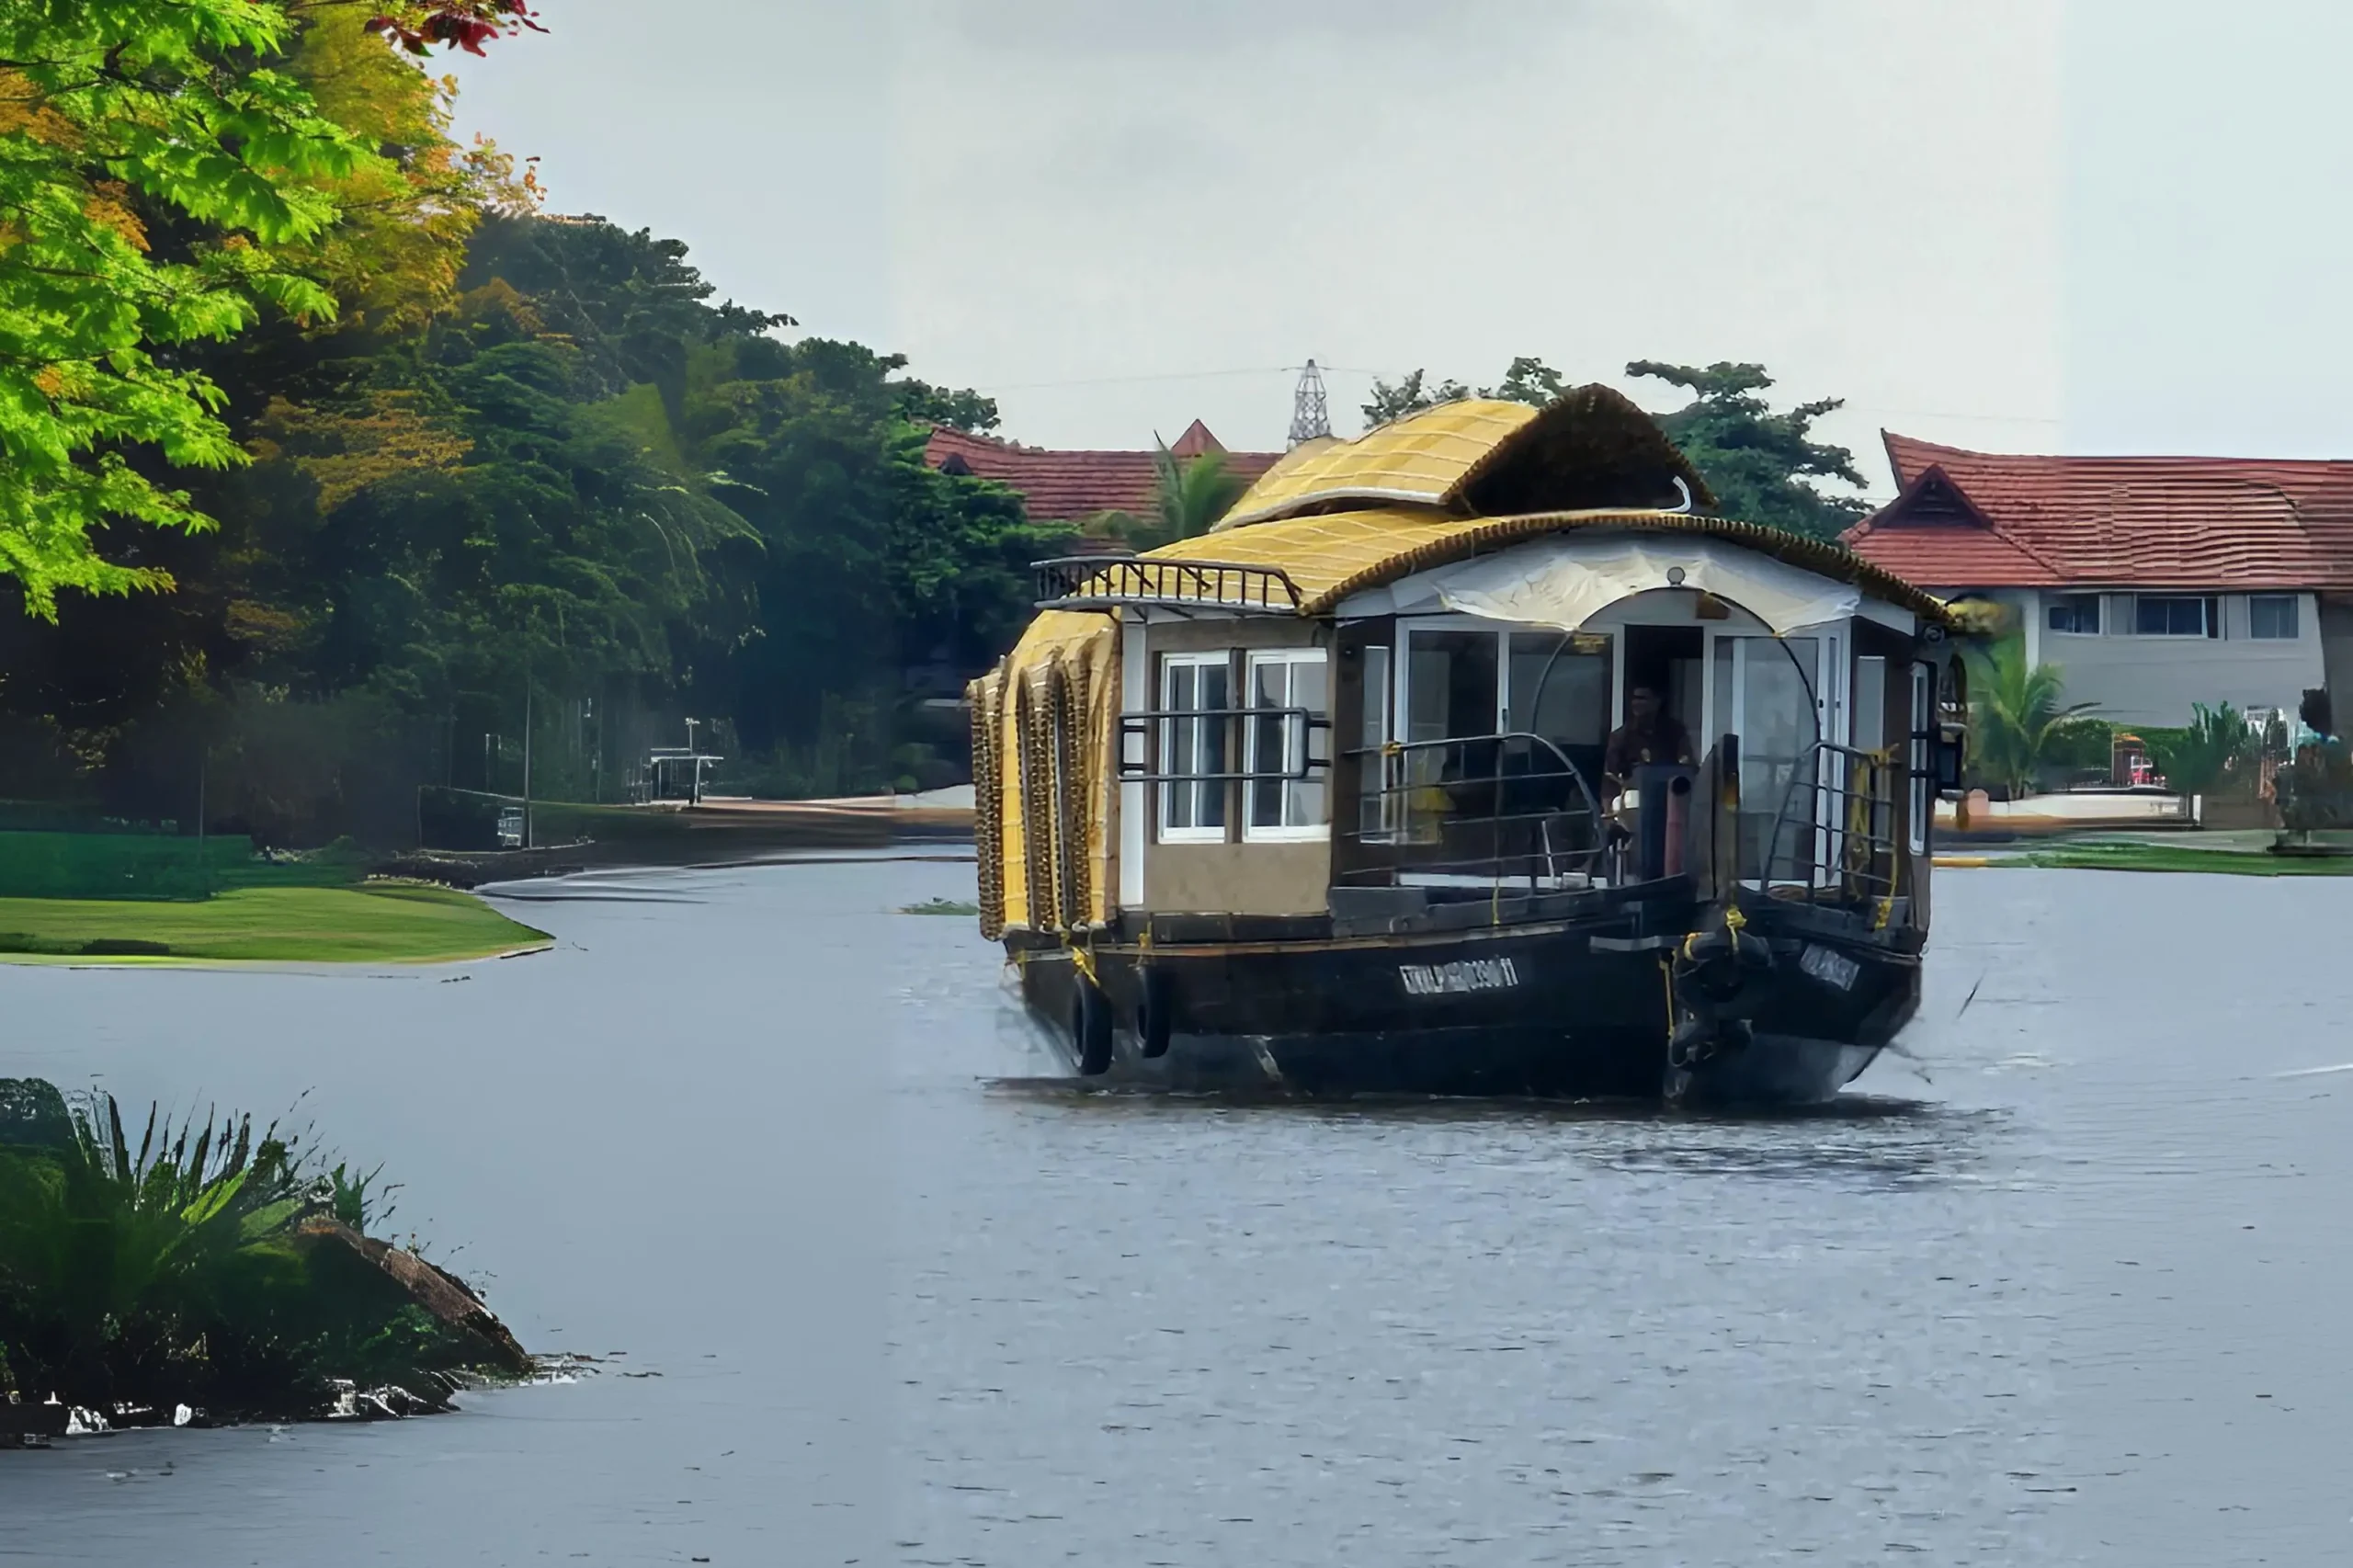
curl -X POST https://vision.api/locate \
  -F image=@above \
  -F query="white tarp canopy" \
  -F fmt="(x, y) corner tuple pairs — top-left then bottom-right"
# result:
(1373, 533), (1864, 635)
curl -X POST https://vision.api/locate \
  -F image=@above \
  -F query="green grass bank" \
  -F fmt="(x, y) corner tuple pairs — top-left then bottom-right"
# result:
(0, 883), (551, 964)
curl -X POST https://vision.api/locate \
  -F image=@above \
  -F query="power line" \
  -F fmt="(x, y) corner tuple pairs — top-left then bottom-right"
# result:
(965, 363), (2065, 431)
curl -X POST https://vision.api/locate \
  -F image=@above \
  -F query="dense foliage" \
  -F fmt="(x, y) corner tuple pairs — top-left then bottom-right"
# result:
(1, 6), (1066, 842)
(0, 1080), (526, 1422)
(1362, 357), (1870, 540)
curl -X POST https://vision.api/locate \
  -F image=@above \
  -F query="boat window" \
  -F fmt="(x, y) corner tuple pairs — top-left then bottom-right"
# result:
(1713, 634), (1822, 878)
(1505, 631), (1611, 780)
(1158, 653), (1231, 842)
(1855, 656), (1887, 756)
(1405, 631), (1500, 743)
(1245, 651), (1328, 840)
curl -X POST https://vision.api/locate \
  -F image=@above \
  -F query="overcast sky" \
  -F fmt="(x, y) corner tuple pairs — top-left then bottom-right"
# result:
(450, 1), (2347, 498)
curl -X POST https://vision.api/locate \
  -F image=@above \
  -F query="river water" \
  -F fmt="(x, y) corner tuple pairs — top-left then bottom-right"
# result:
(2, 860), (2348, 1565)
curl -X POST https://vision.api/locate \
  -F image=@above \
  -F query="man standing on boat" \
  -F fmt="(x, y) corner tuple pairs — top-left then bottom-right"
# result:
(1602, 683), (1694, 801)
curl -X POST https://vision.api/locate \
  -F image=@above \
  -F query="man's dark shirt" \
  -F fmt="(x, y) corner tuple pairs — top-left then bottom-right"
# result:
(1603, 714), (1694, 782)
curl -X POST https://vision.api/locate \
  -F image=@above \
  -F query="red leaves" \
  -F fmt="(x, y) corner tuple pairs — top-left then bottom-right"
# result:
(364, 3), (547, 58)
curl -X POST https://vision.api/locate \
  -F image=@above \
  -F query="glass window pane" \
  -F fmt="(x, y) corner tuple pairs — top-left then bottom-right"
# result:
(1288, 659), (1326, 827)
(1248, 660), (1285, 826)
(1160, 658), (1229, 834)
(1244, 654), (1328, 832)
(1198, 664), (1228, 826)
(1855, 656), (1887, 755)
(1506, 632), (1611, 746)
(1736, 636), (1818, 878)
(1406, 631), (1499, 743)
(2251, 595), (2297, 640)
(1359, 647), (1392, 837)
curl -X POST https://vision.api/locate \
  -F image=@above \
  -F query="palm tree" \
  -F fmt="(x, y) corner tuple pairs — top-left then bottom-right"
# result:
(1966, 637), (2094, 798)
(1152, 439), (1245, 541)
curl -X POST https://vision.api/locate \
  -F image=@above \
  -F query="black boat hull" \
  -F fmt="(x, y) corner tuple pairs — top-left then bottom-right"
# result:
(1009, 915), (1916, 1107)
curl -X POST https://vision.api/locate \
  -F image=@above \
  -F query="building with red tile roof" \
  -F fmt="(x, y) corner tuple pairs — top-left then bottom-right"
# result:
(1845, 434), (2353, 725)
(922, 420), (1281, 526)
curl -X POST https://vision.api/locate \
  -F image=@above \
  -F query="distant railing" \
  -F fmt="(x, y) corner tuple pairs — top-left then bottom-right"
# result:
(1033, 556), (1303, 615)
(1336, 733), (1605, 892)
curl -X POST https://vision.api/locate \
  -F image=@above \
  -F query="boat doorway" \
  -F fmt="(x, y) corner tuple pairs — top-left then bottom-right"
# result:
(1619, 624), (1704, 741)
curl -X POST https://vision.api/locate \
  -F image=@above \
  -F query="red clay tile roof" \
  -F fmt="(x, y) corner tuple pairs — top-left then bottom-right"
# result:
(921, 425), (1280, 523)
(1846, 433), (2353, 590)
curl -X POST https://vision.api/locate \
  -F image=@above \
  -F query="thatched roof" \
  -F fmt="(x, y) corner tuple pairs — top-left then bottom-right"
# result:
(1215, 384), (1714, 531)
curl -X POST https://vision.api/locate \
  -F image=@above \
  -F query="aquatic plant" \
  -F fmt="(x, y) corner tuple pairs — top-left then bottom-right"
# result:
(0, 1084), (527, 1428)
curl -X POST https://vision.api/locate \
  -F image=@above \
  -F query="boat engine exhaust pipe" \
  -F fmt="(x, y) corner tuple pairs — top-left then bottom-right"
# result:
(1663, 774), (1689, 879)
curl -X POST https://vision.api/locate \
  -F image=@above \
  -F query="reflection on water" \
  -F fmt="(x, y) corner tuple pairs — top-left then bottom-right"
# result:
(4, 865), (2353, 1565)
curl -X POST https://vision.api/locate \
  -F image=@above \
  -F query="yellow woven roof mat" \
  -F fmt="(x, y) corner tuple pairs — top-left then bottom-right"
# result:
(1216, 384), (1715, 531)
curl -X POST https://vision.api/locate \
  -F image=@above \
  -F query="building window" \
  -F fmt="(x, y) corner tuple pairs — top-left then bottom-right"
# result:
(2047, 594), (2102, 635)
(1158, 653), (1230, 842)
(1244, 650), (1328, 840)
(2249, 594), (2300, 640)
(2132, 595), (2218, 638)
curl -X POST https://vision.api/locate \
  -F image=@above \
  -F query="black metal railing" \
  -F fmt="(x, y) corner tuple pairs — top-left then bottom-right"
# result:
(1033, 556), (1304, 615)
(1115, 706), (1329, 782)
(1759, 741), (1901, 902)
(1336, 733), (1605, 892)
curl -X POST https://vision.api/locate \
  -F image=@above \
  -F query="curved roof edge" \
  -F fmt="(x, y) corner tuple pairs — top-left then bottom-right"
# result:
(1140, 506), (1957, 626)
(1291, 509), (1949, 622)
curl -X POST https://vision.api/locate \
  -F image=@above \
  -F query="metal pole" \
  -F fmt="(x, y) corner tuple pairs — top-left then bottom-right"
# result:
(522, 681), (534, 850)
(196, 744), (208, 898)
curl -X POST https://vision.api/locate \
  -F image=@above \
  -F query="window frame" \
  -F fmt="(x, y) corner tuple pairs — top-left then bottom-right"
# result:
(2131, 594), (2219, 639)
(2248, 593), (2301, 641)
(1242, 648), (1330, 843)
(2046, 593), (2102, 636)
(1156, 651), (1233, 845)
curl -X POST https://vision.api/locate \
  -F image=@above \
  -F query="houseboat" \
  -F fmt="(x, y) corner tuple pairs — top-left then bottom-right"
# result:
(969, 388), (1971, 1105)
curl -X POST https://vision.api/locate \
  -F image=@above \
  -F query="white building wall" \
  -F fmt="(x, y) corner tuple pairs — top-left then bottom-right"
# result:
(1930, 586), (2323, 726)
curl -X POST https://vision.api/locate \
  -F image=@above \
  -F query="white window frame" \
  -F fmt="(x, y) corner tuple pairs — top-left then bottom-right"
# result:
(2130, 594), (2218, 639)
(1243, 649), (1329, 842)
(2247, 593), (2300, 641)
(1157, 651), (1231, 844)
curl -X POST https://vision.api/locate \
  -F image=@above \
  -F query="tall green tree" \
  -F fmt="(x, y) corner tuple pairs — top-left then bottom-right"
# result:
(1625, 360), (1869, 540)
(1360, 368), (1469, 428)
(1365, 355), (1870, 540)
(0, 0), (363, 615)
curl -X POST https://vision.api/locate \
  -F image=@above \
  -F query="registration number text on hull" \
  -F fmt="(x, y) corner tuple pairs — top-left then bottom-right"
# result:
(1399, 957), (1522, 996)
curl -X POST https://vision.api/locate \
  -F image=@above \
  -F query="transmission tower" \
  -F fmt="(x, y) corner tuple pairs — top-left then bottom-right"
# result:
(1288, 359), (1332, 447)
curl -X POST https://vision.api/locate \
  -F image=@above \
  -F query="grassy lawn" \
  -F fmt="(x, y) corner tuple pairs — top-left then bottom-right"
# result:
(0, 882), (551, 964)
